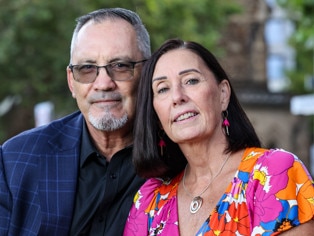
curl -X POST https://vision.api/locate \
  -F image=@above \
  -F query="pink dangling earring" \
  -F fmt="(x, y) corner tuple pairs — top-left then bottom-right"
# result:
(158, 131), (166, 156)
(222, 110), (230, 136)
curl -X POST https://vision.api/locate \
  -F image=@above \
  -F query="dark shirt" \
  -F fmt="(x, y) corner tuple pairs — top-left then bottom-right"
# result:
(69, 123), (145, 235)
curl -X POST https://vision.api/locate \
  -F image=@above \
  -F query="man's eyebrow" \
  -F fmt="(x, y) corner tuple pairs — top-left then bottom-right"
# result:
(75, 56), (133, 65)
(108, 56), (133, 63)
(75, 59), (96, 64)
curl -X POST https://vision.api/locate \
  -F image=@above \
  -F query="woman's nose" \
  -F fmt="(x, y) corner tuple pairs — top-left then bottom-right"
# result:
(172, 85), (188, 106)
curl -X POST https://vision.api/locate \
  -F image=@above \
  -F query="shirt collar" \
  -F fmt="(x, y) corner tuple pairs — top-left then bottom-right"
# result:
(79, 120), (134, 167)
(80, 121), (98, 168)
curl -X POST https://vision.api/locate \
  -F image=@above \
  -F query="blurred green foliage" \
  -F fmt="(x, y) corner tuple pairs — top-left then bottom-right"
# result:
(0, 0), (240, 142)
(278, 0), (314, 94)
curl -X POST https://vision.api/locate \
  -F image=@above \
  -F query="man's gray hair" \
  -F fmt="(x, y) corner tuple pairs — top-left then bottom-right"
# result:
(70, 8), (151, 61)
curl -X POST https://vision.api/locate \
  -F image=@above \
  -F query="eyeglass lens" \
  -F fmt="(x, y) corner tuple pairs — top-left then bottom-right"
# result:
(71, 61), (138, 83)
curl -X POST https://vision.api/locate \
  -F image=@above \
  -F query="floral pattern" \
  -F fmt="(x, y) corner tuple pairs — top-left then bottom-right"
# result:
(124, 148), (314, 235)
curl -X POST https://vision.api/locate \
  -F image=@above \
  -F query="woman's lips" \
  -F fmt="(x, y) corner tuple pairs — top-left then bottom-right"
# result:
(174, 112), (198, 122)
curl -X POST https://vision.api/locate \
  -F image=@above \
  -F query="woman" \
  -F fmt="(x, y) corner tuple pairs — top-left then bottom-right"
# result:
(124, 39), (314, 235)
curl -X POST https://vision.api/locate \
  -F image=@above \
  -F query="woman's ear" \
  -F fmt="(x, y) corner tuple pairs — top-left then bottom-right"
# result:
(220, 79), (231, 110)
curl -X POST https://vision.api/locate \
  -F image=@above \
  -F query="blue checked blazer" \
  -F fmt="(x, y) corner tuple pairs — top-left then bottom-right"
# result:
(0, 111), (83, 236)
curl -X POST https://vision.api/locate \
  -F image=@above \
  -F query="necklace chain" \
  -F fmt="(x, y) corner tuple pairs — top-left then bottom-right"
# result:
(182, 153), (231, 214)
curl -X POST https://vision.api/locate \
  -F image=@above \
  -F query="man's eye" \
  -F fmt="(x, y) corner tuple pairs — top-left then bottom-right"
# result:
(77, 65), (96, 73)
(112, 62), (132, 71)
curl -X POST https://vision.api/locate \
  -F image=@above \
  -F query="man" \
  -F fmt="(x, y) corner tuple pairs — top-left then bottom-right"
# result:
(0, 8), (150, 235)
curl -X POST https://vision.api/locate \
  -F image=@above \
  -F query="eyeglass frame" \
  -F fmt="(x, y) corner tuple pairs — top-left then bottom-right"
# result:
(68, 59), (147, 84)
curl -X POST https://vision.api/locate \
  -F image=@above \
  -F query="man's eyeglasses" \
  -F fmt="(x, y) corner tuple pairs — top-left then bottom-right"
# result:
(68, 60), (146, 84)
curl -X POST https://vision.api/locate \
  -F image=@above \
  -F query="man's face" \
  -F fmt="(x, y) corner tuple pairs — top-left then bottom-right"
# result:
(67, 19), (143, 132)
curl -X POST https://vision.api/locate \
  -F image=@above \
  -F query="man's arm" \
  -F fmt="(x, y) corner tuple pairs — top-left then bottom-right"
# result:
(0, 145), (11, 234)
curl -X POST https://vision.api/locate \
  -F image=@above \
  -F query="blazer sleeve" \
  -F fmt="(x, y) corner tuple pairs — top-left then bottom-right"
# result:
(0, 145), (11, 235)
(0, 111), (82, 235)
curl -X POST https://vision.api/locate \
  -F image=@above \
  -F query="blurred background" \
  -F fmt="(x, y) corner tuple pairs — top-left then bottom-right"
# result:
(0, 0), (313, 175)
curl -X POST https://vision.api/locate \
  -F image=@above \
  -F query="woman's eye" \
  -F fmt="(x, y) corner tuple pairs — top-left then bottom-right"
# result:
(186, 78), (200, 85)
(157, 87), (169, 94)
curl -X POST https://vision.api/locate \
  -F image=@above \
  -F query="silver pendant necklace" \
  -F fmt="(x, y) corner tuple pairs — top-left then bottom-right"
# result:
(182, 153), (231, 214)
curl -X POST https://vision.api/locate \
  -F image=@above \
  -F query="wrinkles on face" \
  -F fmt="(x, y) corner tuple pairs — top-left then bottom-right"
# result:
(152, 49), (227, 144)
(69, 19), (142, 133)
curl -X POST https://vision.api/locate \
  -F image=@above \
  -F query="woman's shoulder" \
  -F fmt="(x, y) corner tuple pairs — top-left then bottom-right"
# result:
(239, 147), (304, 173)
(252, 148), (301, 169)
(241, 147), (312, 183)
(242, 147), (295, 160)
(135, 173), (183, 207)
(139, 174), (182, 195)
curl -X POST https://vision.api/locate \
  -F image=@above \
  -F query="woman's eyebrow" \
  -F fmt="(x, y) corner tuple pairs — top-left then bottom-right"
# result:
(179, 68), (201, 75)
(152, 68), (201, 83)
(152, 76), (167, 83)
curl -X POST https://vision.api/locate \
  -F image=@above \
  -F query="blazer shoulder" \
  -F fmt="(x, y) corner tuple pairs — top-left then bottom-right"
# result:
(2, 111), (83, 152)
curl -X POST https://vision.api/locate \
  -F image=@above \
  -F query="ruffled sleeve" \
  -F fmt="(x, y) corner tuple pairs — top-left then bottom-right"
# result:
(246, 149), (314, 234)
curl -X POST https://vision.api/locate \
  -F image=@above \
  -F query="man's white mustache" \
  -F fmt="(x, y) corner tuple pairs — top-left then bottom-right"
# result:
(88, 92), (122, 102)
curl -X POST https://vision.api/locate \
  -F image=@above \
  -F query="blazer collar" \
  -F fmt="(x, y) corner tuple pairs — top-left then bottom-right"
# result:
(48, 111), (83, 151)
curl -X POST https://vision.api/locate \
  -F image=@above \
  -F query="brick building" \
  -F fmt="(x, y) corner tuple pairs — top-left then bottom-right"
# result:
(219, 0), (312, 171)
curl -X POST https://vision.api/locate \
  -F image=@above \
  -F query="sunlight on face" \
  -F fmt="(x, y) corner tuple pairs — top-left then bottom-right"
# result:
(152, 49), (229, 143)
(68, 19), (143, 132)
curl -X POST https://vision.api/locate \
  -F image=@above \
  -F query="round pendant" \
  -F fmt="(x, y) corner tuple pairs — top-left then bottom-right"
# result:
(190, 196), (203, 214)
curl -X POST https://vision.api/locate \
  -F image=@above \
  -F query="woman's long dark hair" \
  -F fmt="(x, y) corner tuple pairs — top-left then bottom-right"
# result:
(133, 38), (261, 179)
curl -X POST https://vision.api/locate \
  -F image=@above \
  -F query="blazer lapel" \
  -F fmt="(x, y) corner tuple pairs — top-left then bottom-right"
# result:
(38, 112), (83, 233)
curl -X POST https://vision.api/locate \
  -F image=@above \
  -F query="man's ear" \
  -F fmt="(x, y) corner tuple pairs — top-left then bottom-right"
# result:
(67, 66), (76, 98)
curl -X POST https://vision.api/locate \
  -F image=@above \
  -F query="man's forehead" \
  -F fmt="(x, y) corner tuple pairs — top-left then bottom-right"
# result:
(71, 20), (140, 64)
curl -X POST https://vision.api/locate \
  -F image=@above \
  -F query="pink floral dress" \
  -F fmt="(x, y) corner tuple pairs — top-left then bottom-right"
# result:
(124, 148), (314, 235)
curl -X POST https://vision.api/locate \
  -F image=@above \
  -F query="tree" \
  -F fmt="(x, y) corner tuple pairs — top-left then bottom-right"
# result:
(0, 0), (240, 142)
(278, 0), (314, 94)
(277, 0), (314, 147)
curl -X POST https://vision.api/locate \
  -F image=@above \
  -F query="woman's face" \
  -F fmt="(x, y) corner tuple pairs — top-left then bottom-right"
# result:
(152, 49), (230, 144)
